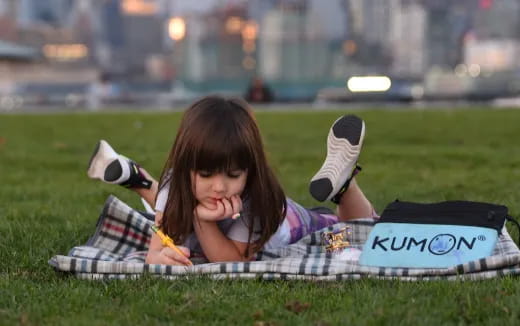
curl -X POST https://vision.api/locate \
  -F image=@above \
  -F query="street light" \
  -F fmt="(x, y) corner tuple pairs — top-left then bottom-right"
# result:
(225, 17), (243, 34)
(241, 20), (258, 70)
(347, 76), (392, 92)
(168, 17), (186, 41)
(241, 21), (258, 41)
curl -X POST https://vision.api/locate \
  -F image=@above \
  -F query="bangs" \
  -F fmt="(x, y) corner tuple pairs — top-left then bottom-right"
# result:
(191, 126), (252, 173)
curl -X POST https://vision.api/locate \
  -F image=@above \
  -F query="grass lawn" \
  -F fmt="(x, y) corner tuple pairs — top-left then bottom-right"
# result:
(2, 107), (520, 325)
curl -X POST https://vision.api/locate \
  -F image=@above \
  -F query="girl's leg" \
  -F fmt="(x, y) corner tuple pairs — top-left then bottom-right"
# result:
(336, 178), (375, 221)
(309, 115), (365, 202)
(129, 167), (159, 208)
(309, 114), (377, 221)
(87, 140), (159, 207)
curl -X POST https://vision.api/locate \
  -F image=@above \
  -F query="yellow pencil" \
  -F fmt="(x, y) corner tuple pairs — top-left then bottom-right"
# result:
(151, 225), (193, 266)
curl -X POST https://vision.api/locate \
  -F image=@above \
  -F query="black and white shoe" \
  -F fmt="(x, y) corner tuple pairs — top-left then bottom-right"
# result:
(309, 115), (365, 202)
(87, 140), (152, 189)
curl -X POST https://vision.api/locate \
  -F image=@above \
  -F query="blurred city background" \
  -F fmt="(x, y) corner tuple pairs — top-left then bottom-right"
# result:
(1, 0), (520, 111)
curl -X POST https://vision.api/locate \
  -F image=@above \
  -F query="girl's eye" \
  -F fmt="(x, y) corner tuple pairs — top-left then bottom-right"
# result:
(198, 171), (213, 178)
(227, 170), (243, 178)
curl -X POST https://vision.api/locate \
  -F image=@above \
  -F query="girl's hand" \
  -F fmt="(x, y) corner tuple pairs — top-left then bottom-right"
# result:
(195, 195), (242, 222)
(145, 246), (191, 266)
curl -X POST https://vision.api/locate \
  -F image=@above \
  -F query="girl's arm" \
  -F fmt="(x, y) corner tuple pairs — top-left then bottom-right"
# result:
(193, 220), (252, 262)
(145, 211), (192, 265)
(193, 195), (254, 262)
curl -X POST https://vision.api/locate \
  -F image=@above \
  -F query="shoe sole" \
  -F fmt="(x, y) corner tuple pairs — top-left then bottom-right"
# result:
(309, 115), (365, 202)
(87, 140), (119, 181)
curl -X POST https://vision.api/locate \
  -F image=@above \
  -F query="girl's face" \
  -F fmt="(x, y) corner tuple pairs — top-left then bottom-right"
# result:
(191, 169), (248, 209)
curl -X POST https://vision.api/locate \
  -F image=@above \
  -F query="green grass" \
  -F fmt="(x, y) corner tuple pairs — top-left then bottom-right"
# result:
(2, 108), (520, 325)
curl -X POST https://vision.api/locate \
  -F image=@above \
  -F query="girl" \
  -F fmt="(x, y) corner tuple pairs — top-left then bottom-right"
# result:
(87, 95), (376, 265)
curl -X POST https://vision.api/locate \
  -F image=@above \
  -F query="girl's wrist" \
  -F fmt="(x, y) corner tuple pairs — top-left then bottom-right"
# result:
(193, 218), (218, 236)
(193, 218), (216, 226)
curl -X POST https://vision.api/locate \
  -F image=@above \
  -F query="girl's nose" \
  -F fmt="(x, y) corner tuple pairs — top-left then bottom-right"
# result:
(211, 175), (227, 193)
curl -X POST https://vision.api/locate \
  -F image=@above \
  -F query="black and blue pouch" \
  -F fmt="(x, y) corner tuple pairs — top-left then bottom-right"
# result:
(359, 200), (514, 268)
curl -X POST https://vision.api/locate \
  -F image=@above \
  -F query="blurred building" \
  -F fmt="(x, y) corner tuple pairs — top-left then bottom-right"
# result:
(1, 0), (520, 104)
(260, 5), (328, 81)
(389, 0), (426, 77)
(17, 0), (74, 27)
(473, 0), (520, 39)
(425, 2), (455, 68)
(466, 0), (520, 72)
(361, 0), (392, 69)
(174, 0), (356, 98)
(12, 0), (91, 68)
(170, 3), (255, 92)
(0, 0), (17, 41)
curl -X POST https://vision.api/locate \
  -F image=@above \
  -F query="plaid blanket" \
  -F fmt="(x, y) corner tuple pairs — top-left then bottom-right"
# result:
(49, 195), (520, 281)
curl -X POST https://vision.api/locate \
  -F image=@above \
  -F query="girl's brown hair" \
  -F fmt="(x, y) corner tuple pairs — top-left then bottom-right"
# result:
(158, 95), (286, 254)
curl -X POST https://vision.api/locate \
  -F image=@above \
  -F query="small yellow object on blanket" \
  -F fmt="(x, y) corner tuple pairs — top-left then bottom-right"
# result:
(321, 226), (352, 253)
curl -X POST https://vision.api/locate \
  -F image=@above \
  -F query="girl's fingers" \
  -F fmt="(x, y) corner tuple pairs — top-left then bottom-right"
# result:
(178, 246), (191, 257)
(195, 201), (229, 222)
(230, 195), (242, 219)
(221, 198), (233, 217)
(162, 247), (191, 266)
(216, 200), (226, 215)
(230, 195), (241, 214)
(229, 195), (238, 213)
(236, 195), (243, 211)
